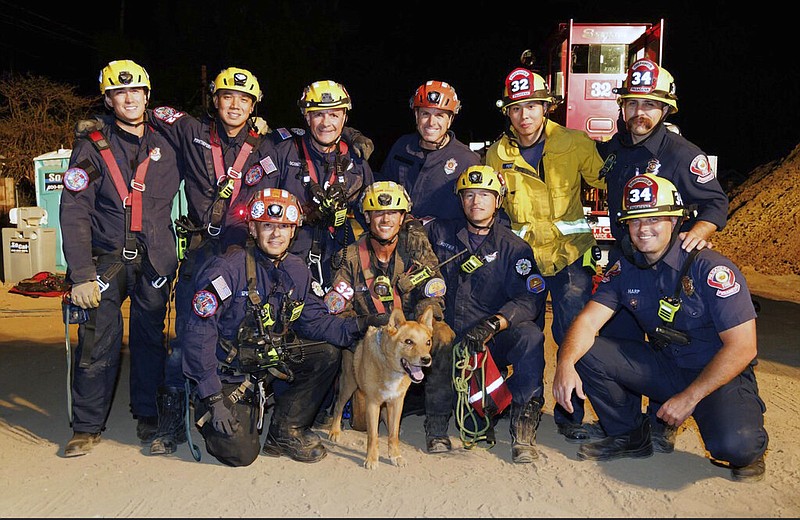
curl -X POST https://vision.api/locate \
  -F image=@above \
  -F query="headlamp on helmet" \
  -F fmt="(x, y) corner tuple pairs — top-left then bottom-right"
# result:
(617, 174), (688, 223)
(298, 80), (352, 115)
(455, 165), (507, 209)
(409, 80), (461, 114)
(360, 181), (412, 214)
(211, 67), (263, 102)
(247, 188), (304, 226)
(99, 60), (151, 95)
(614, 59), (678, 114)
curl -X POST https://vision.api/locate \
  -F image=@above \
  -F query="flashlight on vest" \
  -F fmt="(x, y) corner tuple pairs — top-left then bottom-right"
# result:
(373, 275), (394, 302)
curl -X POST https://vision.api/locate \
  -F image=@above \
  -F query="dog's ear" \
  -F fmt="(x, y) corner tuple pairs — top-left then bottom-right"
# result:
(388, 307), (406, 329)
(419, 306), (435, 331)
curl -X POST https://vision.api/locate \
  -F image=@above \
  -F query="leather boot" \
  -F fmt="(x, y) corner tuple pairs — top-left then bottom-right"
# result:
(136, 416), (158, 443)
(149, 387), (187, 455)
(424, 414), (452, 453)
(262, 425), (327, 463)
(65, 432), (101, 457)
(651, 421), (677, 454)
(578, 415), (653, 461)
(509, 397), (542, 464)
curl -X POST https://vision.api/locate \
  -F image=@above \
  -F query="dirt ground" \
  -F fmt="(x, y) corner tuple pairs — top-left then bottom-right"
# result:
(1, 268), (798, 518)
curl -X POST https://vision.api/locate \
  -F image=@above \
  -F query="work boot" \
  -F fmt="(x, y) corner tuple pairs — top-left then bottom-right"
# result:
(730, 455), (766, 483)
(578, 416), (653, 461)
(136, 416), (158, 443)
(64, 432), (101, 457)
(557, 421), (607, 443)
(425, 414), (452, 453)
(262, 426), (327, 463)
(651, 421), (677, 454)
(509, 398), (543, 464)
(149, 387), (187, 455)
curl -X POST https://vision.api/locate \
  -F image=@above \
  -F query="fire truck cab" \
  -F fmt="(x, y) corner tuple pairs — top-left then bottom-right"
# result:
(538, 19), (665, 267)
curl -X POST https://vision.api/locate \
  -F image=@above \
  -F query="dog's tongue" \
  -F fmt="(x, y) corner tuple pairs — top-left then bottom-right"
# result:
(405, 362), (425, 383)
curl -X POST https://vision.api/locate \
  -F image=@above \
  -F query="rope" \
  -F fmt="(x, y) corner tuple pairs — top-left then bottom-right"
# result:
(452, 341), (496, 450)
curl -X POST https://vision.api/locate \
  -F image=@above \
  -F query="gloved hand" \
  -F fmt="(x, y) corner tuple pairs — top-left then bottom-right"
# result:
(341, 126), (374, 161)
(74, 117), (105, 138)
(356, 313), (390, 334)
(205, 393), (239, 436)
(308, 183), (327, 209)
(324, 184), (347, 211)
(463, 316), (501, 354)
(251, 116), (271, 136)
(71, 280), (101, 309)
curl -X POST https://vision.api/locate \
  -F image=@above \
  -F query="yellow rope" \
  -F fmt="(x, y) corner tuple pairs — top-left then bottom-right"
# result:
(452, 341), (496, 450)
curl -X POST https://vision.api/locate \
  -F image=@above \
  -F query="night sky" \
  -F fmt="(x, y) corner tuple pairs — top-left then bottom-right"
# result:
(2, 0), (796, 179)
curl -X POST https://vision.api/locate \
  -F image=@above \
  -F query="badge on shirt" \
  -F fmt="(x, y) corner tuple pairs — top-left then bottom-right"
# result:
(645, 158), (660, 175)
(424, 277), (447, 298)
(152, 106), (185, 124)
(192, 290), (218, 317)
(323, 290), (346, 314)
(526, 274), (545, 294)
(63, 167), (90, 192)
(601, 260), (622, 283)
(259, 155), (278, 176)
(444, 158), (458, 175)
(690, 154), (715, 184)
(149, 147), (161, 162)
(311, 280), (325, 297)
(244, 164), (264, 186)
(707, 265), (740, 298)
(515, 258), (532, 276)
(681, 276), (695, 297)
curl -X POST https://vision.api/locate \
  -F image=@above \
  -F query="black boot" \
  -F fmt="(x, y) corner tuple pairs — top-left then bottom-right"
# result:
(425, 414), (452, 453)
(578, 415), (653, 461)
(149, 387), (187, 455)
(136, 416), (158, 443)
(509, 398), (543, 464)
(262, 425), (327, 463)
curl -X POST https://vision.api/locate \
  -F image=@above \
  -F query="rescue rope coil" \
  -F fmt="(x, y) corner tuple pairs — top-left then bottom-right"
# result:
(452, 341), (496, 450)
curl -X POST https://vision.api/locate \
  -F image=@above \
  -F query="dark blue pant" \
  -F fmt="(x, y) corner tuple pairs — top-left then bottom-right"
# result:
(487, 321), (545, 405)
(72, 259), (171, 433)
(536, 257), (593, 424)
(576, 336), (769, 467)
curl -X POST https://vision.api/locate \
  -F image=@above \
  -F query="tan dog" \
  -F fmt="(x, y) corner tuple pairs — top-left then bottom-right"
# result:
(329, 306), (434, 469)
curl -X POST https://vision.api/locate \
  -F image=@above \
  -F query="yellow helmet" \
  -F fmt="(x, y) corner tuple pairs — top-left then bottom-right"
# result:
(496, 67), (558, 114)
(455, 165), (507, 208)
(98, 60), (150, 95)
(211, 67), (262, 102)
(298, 80), (352, 115)
(360, 181), (412, 214)
(247, 188), (304, 226)
(615, 59), (678, 114)
(618, 174), (689, 222)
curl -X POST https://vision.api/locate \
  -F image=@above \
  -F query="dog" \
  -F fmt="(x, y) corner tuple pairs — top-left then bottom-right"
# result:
(328, 306), (435, 469)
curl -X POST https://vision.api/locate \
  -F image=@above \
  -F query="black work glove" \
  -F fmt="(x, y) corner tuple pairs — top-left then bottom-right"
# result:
(463, 316), (501, 354)
(341, 126), (374, 161)
(74, 117), (105, 138)
(205, 393), (239, 436)
(356, 313), (390, 334)
(324, 183), (347, 211)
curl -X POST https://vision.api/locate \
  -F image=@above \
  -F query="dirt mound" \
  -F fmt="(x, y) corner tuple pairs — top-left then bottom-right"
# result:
(715, 143), (800, 276)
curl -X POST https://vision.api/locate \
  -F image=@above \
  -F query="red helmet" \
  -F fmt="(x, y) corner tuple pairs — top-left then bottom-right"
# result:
(496, 67), (558, 114)
(247, 189), (304, 225)
(409, 80), (461, 114)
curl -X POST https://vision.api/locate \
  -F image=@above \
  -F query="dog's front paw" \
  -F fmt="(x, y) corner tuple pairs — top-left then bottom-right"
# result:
(390, 455), (407, 467)
(363, 457), (379, 470)
(328, 428), (341, 443)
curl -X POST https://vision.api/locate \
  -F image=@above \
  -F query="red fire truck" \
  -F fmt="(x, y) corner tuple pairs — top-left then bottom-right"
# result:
(541, 19), (665, 266)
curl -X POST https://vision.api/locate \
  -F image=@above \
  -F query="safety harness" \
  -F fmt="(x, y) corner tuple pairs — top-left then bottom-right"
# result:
(357, 239), (402, 314)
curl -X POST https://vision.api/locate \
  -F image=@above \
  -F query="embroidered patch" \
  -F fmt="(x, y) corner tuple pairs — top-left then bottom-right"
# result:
(526, 274), (545, 293)
(153, 106), (186, 124)
(690, 154), (714, 184)
(149, 147), (161, 162)
(681, 276), (695, 297)
(333, 281), (354, 300)
(192, 290), (218, 317)
(259, 155), (278, 176)
(515, 258), (532, 276)
(286, 205), (299, 223)
(707, 265), (740, 298)
(601, 261), (622, 283)
(645, 158), (660, 175)
(444, 158), (458, 175)
(210, 276), (232, 301)
(250, 200), (265, 219)
(290, 127), (305, 136)
(63, 168), (89, 191)
(311, 280), (325, 297)
(484, 251), (498, 263)
(323, 290), (346, 314)
(276, 127), (292, 140)
(243, 165), (262, 186)
(424, 277), (447, 298)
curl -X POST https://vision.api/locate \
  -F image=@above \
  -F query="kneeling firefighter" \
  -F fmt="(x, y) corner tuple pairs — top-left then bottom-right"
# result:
(182, 188), (387, 466)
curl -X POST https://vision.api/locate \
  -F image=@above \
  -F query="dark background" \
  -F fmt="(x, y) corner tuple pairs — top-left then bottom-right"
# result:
(1, 0), (796, 179)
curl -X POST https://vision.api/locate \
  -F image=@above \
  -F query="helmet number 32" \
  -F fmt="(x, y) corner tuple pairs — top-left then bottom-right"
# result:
(510, 78), (530, 94)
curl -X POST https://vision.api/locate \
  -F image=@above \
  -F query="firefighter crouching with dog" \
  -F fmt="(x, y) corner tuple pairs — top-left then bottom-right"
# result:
(322, 180), (456, 452)
(424, 165), (548, 463)
(181, 188), (387, 466)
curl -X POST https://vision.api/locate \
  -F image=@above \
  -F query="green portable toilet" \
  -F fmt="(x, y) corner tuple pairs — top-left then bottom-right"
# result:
(33, 148), (187, 273)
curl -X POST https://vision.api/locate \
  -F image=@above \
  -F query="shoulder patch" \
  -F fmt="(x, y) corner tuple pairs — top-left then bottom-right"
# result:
(423, 277), (447, 298)
(153, 106), (186, 124)
(526, 274), (545, 293)
(690, 154), (715, 184)
(244, 164), (264, 186)
(290, 127), (305, 136)
(259, 155), (278, 176)
(601, 261), (622, 283)
(63, 167), (90, 192)
(706, 265), (741, 298)
(323, 290), (346, 314)
(333, 280), (354, 300)
(192, 290), (218, 317)
(515, 258), (532, 276)
(276, 127), (293, 140)
(210, 275), (232, 301)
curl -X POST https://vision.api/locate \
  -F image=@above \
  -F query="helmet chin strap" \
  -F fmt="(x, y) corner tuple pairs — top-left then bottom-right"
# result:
(370, 233), (399, 246)
(466, 214), (496, 231)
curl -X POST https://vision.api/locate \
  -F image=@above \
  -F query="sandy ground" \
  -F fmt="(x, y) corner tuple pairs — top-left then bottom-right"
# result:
(0, 271), (798, 518)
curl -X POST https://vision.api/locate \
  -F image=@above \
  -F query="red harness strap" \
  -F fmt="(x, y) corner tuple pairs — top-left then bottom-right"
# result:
(88, 130), (151, 232)
(357, 238), (401, 314)
(209, 122), (260, 204)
